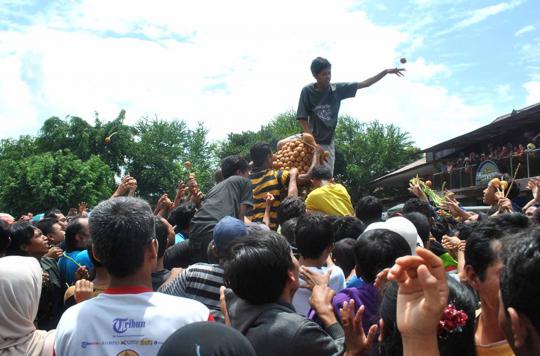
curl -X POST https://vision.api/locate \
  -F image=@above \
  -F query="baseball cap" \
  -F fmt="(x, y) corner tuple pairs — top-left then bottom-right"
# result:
(364, 216), (424, 255)
(213, 216), (248, 254)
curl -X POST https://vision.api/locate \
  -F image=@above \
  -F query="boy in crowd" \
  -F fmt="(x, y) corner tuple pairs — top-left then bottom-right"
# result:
(465, 213), (530, 355)
(54, 197), (211, 355)
(152, 216), (175, 291)
(292, 214), (346, 316)
(296, 56), (404, 173)
(305, 165), (354, 216)
(224, 231), (346, 355)
(58, 217), (93, 285)
(188, 155), (253, 263)
(355, 195), (383, 226)
(160, 216), (247, 322)
(248, 142), (299, 230)
(499, 228), (540, 356)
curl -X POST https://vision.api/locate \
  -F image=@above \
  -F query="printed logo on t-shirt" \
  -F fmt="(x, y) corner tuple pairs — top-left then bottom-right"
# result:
(112, 318), (146, 334)
(313, 105), (334, 127)
(116, 349), (139, 356)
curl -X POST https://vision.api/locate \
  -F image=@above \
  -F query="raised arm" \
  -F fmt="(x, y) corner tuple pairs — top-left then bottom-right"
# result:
(357, 68), (405, 89)
(298, 118), (311, 133)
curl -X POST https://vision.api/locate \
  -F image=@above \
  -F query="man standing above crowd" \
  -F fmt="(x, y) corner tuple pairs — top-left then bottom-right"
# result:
(297, 57), (404, 173)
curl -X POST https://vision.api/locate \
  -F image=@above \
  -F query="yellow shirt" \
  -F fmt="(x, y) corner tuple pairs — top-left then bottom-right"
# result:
(475, 310), (515, 356)
(305, 183), (354, 217)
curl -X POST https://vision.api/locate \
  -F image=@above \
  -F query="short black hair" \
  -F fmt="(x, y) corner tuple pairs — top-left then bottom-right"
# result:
(89, 197), (155, 278)
(310, 165), (332, 180)
(0, 221), (11, 255)
(311, 57), (331, 75)
(280, 217), (298, 246)
(380, 278), (476, 356)
(355, 196), (383, 225)
(402, 198), (435, 219)
(6, 222), (36, 256)
(44, 208), (62, 220)
(465, 213), (530, 281)
(334, 216), (365, 242)
(277, 196), (306, 225)
(154, 217), (170, 259)
(65, 217), (86, 252)
(168, 202), (196, 232)
(221, 155), (250, 179)
(354, 229), (411, 283)
(500, 228), (540, 331)
(250, 142), (272, 167)
(333, 238), (356, 277)
(224, 231), (293, 305)
(403, 212), (430, 246)
(36, 217), (58, 236)
(214, 169), (224, 184)
(295, 214), (334, 259)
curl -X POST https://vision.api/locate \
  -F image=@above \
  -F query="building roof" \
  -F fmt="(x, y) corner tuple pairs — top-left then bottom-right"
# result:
(422, 102), (540, 153)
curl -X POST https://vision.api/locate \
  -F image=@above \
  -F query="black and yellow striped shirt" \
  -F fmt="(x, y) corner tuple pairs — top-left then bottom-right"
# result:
(249, 168), (290, 230)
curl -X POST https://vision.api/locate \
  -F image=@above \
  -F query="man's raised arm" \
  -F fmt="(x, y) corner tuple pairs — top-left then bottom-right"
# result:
(357, 68), (405, 89)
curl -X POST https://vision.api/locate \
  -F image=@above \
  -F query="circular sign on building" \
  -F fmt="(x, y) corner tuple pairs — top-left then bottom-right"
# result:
(475, 160), (501, 186)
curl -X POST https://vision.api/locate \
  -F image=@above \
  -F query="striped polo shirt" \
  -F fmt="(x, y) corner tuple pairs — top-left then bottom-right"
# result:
(249, 168), (290, 230)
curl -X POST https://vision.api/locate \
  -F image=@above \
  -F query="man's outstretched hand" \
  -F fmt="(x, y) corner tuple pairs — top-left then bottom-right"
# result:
(387, 68), (406, 77)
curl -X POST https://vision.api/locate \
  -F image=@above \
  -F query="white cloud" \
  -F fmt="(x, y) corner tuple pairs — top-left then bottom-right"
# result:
(515, 25), (535, 37)
(438, 0), (524, 35)
(524, 80), (540, 106)
(496, 84), (511, 98)
(0, 0), (502, 150)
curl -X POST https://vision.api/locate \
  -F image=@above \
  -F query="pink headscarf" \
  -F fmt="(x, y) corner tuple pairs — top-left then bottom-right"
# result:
(0, 256), (55, 356)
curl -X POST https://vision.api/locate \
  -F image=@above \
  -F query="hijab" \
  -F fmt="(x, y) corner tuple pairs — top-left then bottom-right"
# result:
(0, 256), (55, 356)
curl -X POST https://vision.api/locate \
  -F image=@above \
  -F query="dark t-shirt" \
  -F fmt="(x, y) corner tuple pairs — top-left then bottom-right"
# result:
(152, 268), (171, 291)
(190, 175), (253, 236)
(296, 82), (357, 144)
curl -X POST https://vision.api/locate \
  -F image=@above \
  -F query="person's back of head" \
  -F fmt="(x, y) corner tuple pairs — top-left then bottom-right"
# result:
(310, 165), (333, 181)
(277, 196), (306, 225)
(64, 217), (87, 252)
(295, 214), (334, 260)
(224, 231), (294, 305)
(280, 217), (298, 246)
(334, 216), (365, 242)
(403, 212), (430, 246)
(466, 213), (531, 281)
(155, 217), (172, 259)
(158, 321), (256, 356)
(250, 142), (272, 168)
(354, 229), (411, 283)
(311, 57), (331, 75)
(500, 228), (540, 354)
(221, 155), (250, 180)
(380, 277), (476, 356)
(402, 198), (435, 221)
(89, 197), (155, 278)
(168, 202), (196, 233)
(44, 208), (62, 220)
(355, 196), (382, 225)
(332, 238), (356, 278)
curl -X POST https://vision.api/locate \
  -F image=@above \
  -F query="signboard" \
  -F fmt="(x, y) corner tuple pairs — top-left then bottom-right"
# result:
(475, 160), (501, 186)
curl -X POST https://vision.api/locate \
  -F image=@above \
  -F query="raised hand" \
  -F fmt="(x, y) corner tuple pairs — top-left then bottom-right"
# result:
(342, 301), (378, 356)
(387, 68), (406, 77)
(299, 266), (330, 290)
(74, 279), (94, 303)
(45, 246), (64, 260)
(387, 248), (448, 339)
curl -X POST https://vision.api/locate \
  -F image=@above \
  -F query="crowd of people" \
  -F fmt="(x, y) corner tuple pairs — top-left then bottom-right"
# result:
(2, 57), (540, 356)
(1, 140), (540, 356)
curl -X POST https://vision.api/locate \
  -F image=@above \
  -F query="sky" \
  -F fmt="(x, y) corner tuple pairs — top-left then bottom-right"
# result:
(1, 0), (539, 149)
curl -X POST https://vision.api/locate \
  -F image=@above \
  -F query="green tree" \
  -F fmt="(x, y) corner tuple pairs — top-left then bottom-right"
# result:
(0, 150), (114, 217)
(185, 122), (217, 192)
(334, 117), (420, 201)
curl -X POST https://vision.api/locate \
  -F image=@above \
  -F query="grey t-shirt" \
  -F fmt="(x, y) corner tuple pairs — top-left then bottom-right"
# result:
(296, 82), (357, 144)
(190, 175), (253, 236)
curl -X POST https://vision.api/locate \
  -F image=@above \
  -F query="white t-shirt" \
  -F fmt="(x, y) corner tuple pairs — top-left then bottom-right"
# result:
(292, 265), (346, 316)
(54, 287), (211, 356)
